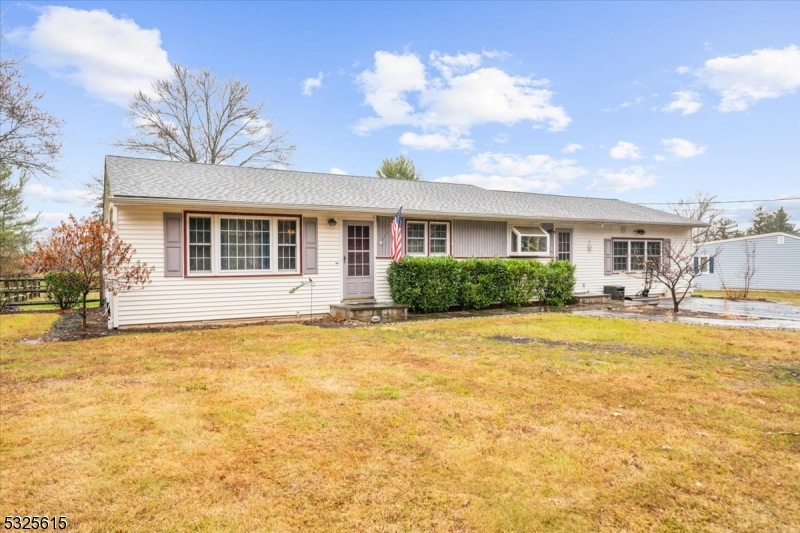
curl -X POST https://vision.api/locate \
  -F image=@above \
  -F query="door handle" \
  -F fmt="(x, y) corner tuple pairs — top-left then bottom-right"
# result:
(343, 255), (346, 264)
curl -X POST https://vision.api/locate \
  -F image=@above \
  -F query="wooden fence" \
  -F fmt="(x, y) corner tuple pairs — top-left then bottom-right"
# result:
(1, 277), (100, 308)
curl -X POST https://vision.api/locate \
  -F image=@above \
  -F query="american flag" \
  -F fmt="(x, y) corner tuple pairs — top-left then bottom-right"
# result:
(390, 207), (403, 263)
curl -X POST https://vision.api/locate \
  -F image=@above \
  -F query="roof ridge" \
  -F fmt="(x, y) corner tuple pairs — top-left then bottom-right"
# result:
(105, 155), (481, 189)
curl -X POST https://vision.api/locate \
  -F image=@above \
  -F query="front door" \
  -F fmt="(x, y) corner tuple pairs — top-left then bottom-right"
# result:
(343, 221), (374, 300)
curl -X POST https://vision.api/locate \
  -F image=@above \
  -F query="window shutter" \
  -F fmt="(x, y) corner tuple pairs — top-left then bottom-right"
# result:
(663, 239), (671, 269)
(693, 256), (699, 274)
(604, 239), (612, 275)
(163, 213), (183, 277)
(303, 217), (318, 274)
(709, 257), (714, 274)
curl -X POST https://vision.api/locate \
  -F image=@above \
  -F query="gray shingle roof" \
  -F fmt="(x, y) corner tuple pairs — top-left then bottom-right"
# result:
(106, 156), (701, 226)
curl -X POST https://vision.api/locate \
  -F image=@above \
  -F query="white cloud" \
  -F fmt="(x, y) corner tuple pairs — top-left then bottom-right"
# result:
(603, 96), (644, 112)
(429, 51), (482, 79)
(25, 183), (97, 205)
(471, 152), (587, 181)
(609, 141), (643, 160)
(562, 143), (583, 154)
(398, 131), (473, 151)
(588, 167), (659, 193)
(329, 167), (347, 175)
(9, 6), (172, 106)
(676, 66), (691, 74)
(302, 72), (324, 96)
(354, 49), (571, 143)
(492, 133), (509, 144)
(661, 138), (707, 158)
(662, 91), (702, 115)
(27, 212), (71, 228)
(696, 45), (800, 112)
(654, 155), (666, 162)
(434, 151), (587, 192)
(482, 49), (511, 60)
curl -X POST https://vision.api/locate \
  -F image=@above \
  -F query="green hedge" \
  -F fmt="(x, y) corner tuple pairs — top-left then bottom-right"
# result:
(386, 256), (462, 313)
(387, 257), (576, 313)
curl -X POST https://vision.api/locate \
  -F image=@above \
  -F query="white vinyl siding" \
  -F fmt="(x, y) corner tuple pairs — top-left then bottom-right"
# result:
(572, 225), (691, 296)
(111, 205), (346, 327)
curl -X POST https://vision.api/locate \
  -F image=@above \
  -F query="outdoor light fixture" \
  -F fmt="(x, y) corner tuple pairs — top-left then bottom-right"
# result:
(634, 229), (646, 235)
(328, 218), (337, 227)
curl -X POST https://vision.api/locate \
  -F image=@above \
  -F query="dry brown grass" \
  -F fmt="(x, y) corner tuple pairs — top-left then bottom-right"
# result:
(1, 313), (798, 532)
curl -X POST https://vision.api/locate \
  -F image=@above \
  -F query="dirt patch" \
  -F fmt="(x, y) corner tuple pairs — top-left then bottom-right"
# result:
(489, 335), (637, 354)
(35, 308), (118, 343)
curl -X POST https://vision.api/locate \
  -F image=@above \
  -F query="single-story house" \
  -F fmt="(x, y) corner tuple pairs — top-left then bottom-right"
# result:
(694, 232), (800, 292)
(103, 156), (701, 328)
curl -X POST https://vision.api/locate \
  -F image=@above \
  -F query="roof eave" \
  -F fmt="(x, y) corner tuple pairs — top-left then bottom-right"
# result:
(108, 195), (703, 227)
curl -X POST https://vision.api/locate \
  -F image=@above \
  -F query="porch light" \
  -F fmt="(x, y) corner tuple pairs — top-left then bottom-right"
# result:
(328, 218), (337, 227)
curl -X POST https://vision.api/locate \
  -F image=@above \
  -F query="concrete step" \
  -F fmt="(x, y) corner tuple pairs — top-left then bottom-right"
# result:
(330, 302), (408, 322)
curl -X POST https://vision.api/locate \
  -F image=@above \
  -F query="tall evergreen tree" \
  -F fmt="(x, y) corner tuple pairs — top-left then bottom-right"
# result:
(0, 164), (39, 277)
(772, 207), (797, 234)
(747, 206), (775, 235)
(376, 155), (424, 181)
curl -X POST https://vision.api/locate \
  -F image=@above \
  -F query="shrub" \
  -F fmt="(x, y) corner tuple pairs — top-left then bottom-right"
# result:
(387, 256), (578, 313)
(501, 259), (545, 307)
(459, 258), (510, 310)
(535, 260), (576, 306)
(44, 271), (83, 310)
(387, 256), (461, 313)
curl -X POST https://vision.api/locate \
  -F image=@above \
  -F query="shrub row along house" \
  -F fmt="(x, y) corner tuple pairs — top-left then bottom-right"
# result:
(103, 156), (701, 328)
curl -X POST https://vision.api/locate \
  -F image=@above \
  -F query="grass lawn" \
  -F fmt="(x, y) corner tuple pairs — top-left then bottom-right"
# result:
(1, 313), (798, 532)
(694, 290), (800, 306)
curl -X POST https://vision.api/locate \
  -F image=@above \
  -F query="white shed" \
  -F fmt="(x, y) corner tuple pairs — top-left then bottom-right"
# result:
(694, 232), (800, 292)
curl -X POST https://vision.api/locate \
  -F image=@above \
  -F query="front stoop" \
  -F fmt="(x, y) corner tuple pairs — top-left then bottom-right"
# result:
(573, 293), (612, 305)
(330, 302), (408, 322)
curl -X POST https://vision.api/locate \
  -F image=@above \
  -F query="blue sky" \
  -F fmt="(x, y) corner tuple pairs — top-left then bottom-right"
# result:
(3, 1), (799, 228)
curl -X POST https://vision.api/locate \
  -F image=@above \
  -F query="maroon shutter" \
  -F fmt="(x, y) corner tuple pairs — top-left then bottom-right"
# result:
(604, 239), (613, 275)
(303, 218), (318, 274)
(164, 213), (183, 277)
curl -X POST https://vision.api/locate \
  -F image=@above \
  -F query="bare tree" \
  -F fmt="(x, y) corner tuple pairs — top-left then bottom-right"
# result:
(115, 64), (295, 167)
(669, 190), (721, 244)
(0, 36), (63, 179)
(27, 215), (153, 330)
(641, 239), (718, 313)
(719, 240), (757, 300)
(82, 171), (105, 220)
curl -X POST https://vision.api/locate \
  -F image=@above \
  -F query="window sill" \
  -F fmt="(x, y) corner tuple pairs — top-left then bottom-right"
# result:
(184, 272), (302, 279)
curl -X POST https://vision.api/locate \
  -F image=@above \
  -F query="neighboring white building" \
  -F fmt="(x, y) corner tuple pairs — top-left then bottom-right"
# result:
(104, 156), (700, 328)
(694, 232), (800, 292)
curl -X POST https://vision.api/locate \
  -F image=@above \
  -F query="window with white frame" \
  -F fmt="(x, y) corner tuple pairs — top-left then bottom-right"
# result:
(405, 221), (450, 256)
(556, 230), (571, 261)
(510, 226), (549, 256)
(187, 214), (299, 275)
(699, 255), (709, 273)
(613, 240), (661, 271)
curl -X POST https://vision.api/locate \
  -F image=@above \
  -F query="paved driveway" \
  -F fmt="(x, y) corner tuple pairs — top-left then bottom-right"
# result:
(573, 296), (800, 330)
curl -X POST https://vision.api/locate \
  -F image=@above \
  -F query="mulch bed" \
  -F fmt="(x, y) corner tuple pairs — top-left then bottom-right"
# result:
(40, 308), (119, 343)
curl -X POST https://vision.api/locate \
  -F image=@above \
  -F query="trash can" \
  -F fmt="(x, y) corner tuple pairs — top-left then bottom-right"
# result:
(603, 285), (625, 300)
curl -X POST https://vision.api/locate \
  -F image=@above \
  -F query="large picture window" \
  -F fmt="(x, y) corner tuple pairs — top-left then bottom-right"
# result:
(187, 214), (299, 275)
(405, 221), (450, 256)
(510, 226), (549, 256)
(613, 240), (661, 271)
